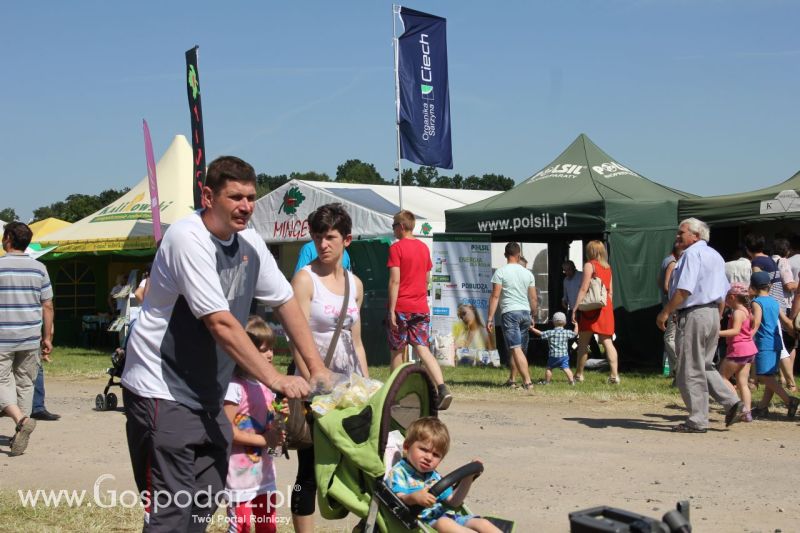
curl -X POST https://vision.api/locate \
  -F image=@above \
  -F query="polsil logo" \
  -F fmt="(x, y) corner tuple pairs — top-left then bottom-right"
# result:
(279, 186), (306, 215)
(421, 222), (433, 235)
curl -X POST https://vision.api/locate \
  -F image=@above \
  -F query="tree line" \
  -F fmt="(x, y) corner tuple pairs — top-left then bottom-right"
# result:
(2, 160), (514, 224)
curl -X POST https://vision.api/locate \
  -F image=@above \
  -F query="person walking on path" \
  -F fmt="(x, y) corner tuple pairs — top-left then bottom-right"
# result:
(657, 218), (744, 433)
(387, 210), (452, 410)
(572, 240), (620, 384)
(488, 242), (537, 390)
(121, 156), (328, 531)
(0, 221), (54, 455)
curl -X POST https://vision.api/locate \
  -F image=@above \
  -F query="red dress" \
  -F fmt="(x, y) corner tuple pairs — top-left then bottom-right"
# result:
(577, 260), (614, 335)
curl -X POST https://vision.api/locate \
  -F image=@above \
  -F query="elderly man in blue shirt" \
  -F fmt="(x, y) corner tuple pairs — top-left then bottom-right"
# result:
(657, 218), (744, 432)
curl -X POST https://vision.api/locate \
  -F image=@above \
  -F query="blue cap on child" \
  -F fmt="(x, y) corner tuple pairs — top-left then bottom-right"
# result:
(750, 271), (771, 289)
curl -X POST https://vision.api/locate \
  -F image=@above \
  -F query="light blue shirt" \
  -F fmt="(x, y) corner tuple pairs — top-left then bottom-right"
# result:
(491, 263), (536, 315)
(669, 240), (729, 308)
(294, 241), (351, 274)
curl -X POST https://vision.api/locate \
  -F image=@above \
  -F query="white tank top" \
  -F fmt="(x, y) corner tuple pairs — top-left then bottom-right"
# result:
(302, 266), (363, 376)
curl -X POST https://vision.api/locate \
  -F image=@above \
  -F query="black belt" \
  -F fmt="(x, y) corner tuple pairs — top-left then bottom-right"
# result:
(677, 302), (718, 315)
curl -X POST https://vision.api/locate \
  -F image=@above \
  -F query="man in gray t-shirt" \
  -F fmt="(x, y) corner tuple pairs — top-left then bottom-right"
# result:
(488, 242), (537, 389)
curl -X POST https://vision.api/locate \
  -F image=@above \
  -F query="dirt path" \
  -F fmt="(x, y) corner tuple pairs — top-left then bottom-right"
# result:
(2, 377), (798, 532)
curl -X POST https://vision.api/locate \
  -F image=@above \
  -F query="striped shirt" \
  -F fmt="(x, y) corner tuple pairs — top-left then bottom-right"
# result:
(388, 458), (454, 523)
(540, 327), (576, 358)
(0, 253), (53, 350)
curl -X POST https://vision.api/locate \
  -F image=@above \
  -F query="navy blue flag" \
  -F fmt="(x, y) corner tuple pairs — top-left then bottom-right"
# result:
(397, 6), (452, 169)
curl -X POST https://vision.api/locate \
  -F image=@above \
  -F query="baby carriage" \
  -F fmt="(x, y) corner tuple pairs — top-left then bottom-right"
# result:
(313, 363), (515, 532)
(94, 347), (125, 411)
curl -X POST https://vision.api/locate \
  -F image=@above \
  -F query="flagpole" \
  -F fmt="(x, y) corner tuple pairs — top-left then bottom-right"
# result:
(392, 4), (403, 211)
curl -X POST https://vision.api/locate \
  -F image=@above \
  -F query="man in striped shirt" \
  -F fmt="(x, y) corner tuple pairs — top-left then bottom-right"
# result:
(0, 221), (53, 456)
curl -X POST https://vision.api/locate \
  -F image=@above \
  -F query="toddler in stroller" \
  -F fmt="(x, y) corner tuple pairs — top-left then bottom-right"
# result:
(313, 363), (514, 532)
(387, 416), (501, 532)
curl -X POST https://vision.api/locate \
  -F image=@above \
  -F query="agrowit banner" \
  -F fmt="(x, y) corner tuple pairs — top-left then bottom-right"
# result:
(397, 6), (452, 169)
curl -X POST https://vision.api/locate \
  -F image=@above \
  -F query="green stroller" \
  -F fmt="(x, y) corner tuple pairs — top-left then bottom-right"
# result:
(314, 363), (516, 532)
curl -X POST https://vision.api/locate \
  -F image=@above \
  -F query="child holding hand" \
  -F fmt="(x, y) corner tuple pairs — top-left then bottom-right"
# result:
(718, 282), (757, 422)
(388, 417), (501, 533)
(530, 312), (577, 385)
(749, 272), (800, 420)
(224, 316), (288, 533)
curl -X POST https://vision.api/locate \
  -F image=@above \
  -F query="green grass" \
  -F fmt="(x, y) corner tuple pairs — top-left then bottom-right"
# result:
(46, 346), (683, 402)
(44, 346), (115, 378)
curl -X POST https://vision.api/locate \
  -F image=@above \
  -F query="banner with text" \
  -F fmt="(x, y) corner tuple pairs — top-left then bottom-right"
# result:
(430, 233), (495, 365)
(142, 119), (162, 242)
(185, 46), (206, 210)
(397, 6), (452, 169)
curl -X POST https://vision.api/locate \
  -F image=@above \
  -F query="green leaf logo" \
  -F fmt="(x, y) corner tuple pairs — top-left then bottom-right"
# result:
(279, 186), (306, 215)
(188, 65), (199, 100)
(421, 84), (433, 95)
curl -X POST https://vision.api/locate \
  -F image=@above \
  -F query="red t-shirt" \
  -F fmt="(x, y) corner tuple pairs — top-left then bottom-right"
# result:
(387, 238), (432, 313)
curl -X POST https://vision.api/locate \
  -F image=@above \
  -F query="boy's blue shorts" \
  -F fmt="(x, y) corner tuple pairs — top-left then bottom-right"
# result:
(547, 355), (570, 370)
(755, 350), (779, 376)
(424, 510), (478, 527)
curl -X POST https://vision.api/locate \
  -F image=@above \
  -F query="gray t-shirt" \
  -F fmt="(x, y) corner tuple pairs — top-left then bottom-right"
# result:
(491, 263), (535, 315)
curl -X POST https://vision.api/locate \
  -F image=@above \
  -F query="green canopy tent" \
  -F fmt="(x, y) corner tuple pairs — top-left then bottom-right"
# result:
(678, 170), (800, 258)
(445, 134), (695, 364)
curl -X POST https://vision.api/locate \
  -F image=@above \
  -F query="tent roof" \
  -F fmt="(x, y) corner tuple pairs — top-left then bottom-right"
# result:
(249, 179), (501, 243)
(29, 218), (71, 240)
(678, 170), (800, 226)
(35, 135), (194, 254)
(445, 134), (695, 236)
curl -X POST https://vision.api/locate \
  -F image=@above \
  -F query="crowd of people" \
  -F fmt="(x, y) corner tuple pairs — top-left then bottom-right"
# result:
(4, 153), (800, 529)
(657, 219), (800, 432)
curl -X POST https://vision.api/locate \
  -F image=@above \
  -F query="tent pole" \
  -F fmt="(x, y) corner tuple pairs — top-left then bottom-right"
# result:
(392, 4), (403, 211)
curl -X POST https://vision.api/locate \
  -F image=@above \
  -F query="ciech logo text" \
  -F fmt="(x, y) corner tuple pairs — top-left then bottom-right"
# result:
(419, 33), (437, 141)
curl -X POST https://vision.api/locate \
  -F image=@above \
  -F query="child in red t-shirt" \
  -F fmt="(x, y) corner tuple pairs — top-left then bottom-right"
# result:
(387, 210), (452, 410)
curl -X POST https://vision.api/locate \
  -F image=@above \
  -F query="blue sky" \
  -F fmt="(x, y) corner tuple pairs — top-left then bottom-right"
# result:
(2, 1), (799, 221)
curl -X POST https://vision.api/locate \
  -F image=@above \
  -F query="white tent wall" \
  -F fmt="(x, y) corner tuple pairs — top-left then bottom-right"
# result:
(249, 180), (508, 276)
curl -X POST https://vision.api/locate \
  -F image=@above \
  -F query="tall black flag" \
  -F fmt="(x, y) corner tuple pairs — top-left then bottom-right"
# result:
(185, 46), (206, 210)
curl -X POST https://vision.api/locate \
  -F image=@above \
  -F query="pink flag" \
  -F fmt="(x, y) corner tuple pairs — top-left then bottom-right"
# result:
(143, 120), (162, 243)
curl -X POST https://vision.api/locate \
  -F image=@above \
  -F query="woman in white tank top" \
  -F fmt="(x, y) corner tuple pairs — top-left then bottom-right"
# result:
(289, 203), (368, 533)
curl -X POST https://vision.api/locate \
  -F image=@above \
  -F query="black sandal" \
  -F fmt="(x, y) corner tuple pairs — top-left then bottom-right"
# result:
(671, 423), (706, 434)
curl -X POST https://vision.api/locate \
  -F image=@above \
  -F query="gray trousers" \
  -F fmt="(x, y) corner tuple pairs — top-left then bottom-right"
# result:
(675, 305), (739, 429)
(663, 315), (677, 375)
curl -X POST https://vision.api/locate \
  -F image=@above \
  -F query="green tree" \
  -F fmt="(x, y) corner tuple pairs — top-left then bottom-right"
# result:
(0, 208), (19, 222)
(32, 188), (129, 223)
(478, 173), (515, 191)
(413, 166), (438, 187)
(335, 159), (386, 184)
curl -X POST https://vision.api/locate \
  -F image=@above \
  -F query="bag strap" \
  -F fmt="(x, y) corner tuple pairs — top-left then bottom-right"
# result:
(324, 271), (351, 368)
(590, 261), (607, 290)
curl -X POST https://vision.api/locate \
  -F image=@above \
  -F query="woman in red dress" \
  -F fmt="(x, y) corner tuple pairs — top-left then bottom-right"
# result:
(571, 240), (620, 384)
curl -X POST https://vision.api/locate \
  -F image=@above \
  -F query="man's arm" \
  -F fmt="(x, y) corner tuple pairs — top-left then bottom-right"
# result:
(273, 296), (326, 378)
(203, 310), (310, 399)
(487, 283), (502, 331)
(387, 266), (400, 331)
(656, 289), (690, 331)
(528, 285), (538, 317)
(41, 299), (54, 356)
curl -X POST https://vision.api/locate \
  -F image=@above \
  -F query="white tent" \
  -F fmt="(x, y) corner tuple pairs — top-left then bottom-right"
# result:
(35, 135), (194, 254)
(250, 179), (502, 244)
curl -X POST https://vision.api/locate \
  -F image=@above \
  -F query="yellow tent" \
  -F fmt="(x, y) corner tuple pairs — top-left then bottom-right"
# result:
(29, 218), (72, 239)
(35, 135), (194, 254)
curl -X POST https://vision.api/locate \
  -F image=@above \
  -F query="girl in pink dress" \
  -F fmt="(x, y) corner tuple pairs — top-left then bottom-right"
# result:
(718, 283), (758, 422)
(224, 316), (288, 533)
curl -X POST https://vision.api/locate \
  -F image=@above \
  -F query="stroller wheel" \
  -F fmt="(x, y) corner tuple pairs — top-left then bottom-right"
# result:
(105, 393), (118, 410)
(95, 393), (107, 411)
